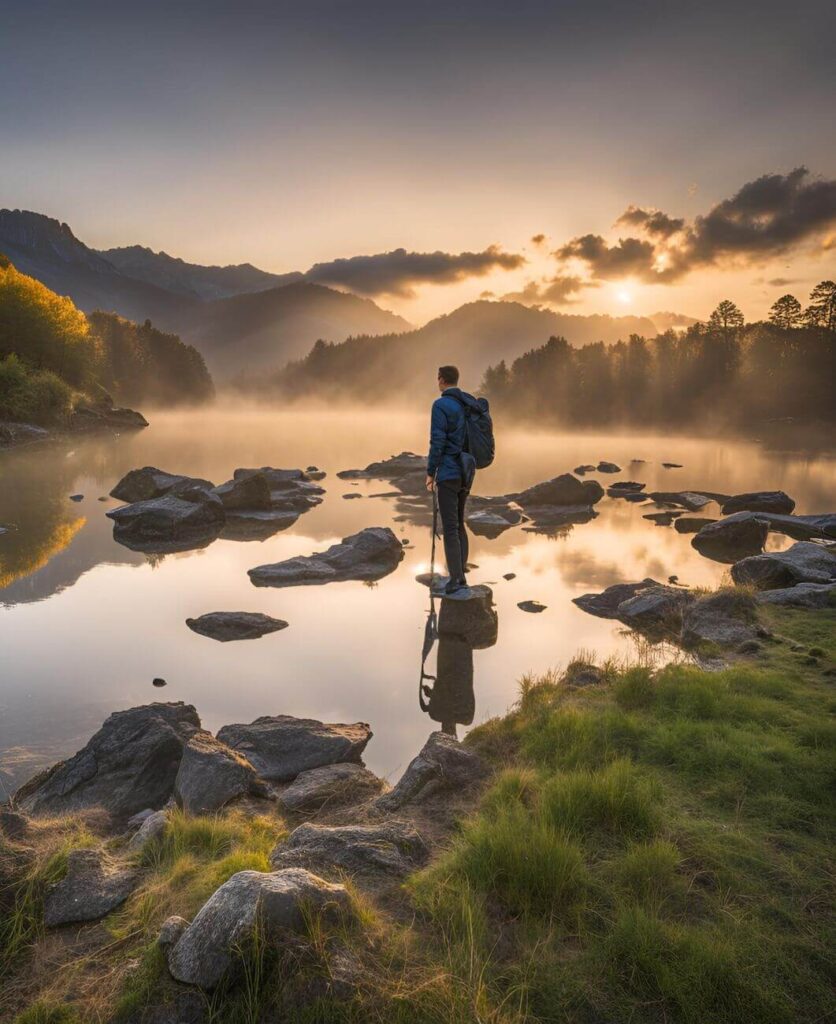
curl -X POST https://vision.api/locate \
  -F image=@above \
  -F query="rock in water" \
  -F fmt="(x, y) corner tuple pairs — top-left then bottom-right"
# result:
(278, 763), (384, 812)
(185, 612), (288, 642)
(376, 731), (487, 811)
(674, 516), (717, 534)
(648, 491), (714, 511)
(438, 585), (498, 648)
(270, 822), (429, 876)
(216, 716), (372, 782)
(107, 490), (225, 552)
(722, 491), (795, 515)
(248, 527), (404, 587)
(110, 466), (215, 503)
(573, 579), (662, 619)
(174, 732), (264, 815)
(597, 461), (621, 473)
(730, 541), (836, 590)
(691, 512), (769, 562)
(518, 600), (547, 613)
(14, 703), (200, 821)
(166, 869), (353, 990)
(616, 586), (695, 632)
(511, 473), (604, 507)
(44, 849), (138, 927)
(212, 473), (273, 510)
(680, 591), (760, 648)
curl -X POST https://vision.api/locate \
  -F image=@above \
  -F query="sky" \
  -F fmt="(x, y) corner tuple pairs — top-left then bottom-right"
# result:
(2, 0), (834, 324)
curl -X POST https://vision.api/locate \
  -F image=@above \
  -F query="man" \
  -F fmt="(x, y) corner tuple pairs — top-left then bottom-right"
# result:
(426, 365), (474, 596)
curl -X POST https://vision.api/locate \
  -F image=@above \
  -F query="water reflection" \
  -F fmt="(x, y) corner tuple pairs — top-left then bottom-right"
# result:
(419, 588), (499, 738)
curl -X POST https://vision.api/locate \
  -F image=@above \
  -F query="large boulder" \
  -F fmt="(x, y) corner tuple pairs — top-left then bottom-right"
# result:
(107, 490), (225, 551)
(512, 473), (604, 508)
(44, 849), (138, 927)
(734, 512), (836, 542)
(212, 473), (273, 510)
(277, 763), (384, 812)
(174, 732), (264, 815)
(722, 491), (795, 515)
(691, 512), (769, 562)
(185, 611), (288, 642)
(166, 868), (353, 990)
(680, 591), (760, 649)
(216, 716), (372, 783)
(376, 731), (487, 812)
(572, 579), (662, 619)
(437, 585), (498, 649)
(756, 582), (836, 608)
(14, 703), (200, 821)
(731, 541), (836, 590)
(270, 822), (429, 877)
(616, 586), (695, 633)
(110, 467), (214, 503)
(248, 527), (404, 588)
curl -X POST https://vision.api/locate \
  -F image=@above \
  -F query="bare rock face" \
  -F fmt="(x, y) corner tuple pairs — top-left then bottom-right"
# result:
(185, 611), (288, 642)
(216, 716), (372, 783)
(731, 541), (836, 590)
(680, 591), (761, 648)
(110, 466), (215, 503)
(691, 512), (770, 562)
(166, 868), (353, 990)
(756, 581), (836, 608)
(174, 732), (264, 815)
(270, 822), (429, 876)
(44, 849), (138, 927)
(248, 527), (404, 588)
(573, 579), (662, 619)
(376, 731), (487, 812)
(277, 763), (384, 813)
(722, 491), (795, 516)
(14, 703), (201, 821)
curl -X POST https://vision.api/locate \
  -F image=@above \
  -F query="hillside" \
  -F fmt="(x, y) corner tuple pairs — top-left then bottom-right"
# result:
(246, 300), (659, 399)
(99, 245), (302, 301)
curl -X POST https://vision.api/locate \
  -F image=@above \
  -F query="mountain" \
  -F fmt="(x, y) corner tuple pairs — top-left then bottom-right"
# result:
(180, 282), (411, 377)
(0, 210), (198, 327)
(98, 245), (303, 300)
(251, 300), (661, 400)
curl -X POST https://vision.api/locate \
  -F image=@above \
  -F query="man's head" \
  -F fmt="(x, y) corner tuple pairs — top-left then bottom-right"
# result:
(437, 365), (459, 392)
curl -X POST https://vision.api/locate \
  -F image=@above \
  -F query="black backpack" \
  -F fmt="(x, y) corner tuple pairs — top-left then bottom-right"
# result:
(453, 392), (495, 470)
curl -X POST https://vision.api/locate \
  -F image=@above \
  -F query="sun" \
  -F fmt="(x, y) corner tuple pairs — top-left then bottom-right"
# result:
(616, 287), (633, 305)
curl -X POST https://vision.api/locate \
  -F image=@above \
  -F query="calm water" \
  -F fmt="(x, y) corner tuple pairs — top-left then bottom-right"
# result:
(1, 407), (834, 796)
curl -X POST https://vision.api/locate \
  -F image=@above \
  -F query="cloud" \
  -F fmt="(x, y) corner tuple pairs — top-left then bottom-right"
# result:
(766, 277), (799, 287)
(502, 274), (590, 306)
(304, 245), (525, 297)
(530, 233), (546, 246)
(555, 167), (836, 285)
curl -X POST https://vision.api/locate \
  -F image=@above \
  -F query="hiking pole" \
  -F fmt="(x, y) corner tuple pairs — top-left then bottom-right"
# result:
(419, 471), (440, 706)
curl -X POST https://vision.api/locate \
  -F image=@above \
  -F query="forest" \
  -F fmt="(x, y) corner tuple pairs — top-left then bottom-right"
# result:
(0, 255), (213, 424)
(481, 284), (836, 430)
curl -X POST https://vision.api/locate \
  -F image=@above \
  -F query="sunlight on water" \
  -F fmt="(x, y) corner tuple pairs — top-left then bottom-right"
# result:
(1, 406), (834, 793)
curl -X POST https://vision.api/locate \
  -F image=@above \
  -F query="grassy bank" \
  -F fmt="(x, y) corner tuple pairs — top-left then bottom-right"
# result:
(2, 602), (833, 1024)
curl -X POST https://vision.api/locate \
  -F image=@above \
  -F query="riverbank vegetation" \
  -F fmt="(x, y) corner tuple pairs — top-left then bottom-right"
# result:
(0, 255), (213, 425)
(1, 597), (833, 1023)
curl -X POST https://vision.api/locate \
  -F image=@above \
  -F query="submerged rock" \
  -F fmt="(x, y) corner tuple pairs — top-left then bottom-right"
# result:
(248, 527), (404, 587)
(573, 579), (662, 619)
(185, 611), (288, 642)
(44, 849), (138, 927)
(14, 703), (200, 821)
(643, 511), (683, 526)
(271, 821), (429, 876)
(522, 504), (597, 532)
(217, 716), (372, 782)
(220, 508), (300, 541)
(722, 490), (795, 515)
(166, 869), (353, 990)
(376, 731), (487, 811)
(691, 512), (770, 562)
(278, 763), (384, 812)
(110, 466), (214, 504)
(730, 541), (836, 590)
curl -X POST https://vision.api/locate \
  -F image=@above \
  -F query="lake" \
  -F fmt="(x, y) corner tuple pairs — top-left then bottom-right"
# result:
(1, 406), (834, 796)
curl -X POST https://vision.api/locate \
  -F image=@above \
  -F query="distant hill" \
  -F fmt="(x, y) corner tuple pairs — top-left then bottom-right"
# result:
(648, 310), (700, 332)
(98, 244), (303, 300)
(181, 282), (412, 378)
(246, 300), (661, 400)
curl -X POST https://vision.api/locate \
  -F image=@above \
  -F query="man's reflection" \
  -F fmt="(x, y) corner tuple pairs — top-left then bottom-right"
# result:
(419, 589), (498, 737)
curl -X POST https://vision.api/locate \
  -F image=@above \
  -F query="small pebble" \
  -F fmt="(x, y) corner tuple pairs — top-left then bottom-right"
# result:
(503, 572), (516, 581)
(342, 493), (362, 500)
(518, 600), (547, 613)
(152, 677), (167, 688)
(69, 494), (84, 502)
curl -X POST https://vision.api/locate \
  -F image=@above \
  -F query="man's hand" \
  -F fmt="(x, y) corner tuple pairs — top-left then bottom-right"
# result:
(426, 475), (435, 491)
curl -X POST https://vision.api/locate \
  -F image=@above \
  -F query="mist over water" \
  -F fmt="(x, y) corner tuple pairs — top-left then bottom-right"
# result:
(1, 405), (834, 795)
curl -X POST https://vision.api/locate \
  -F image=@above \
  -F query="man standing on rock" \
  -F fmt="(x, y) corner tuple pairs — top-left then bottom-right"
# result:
(426, 365), (475, 596)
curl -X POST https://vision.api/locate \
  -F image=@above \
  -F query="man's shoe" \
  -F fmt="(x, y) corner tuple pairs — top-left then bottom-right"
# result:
(443, 578), (468, 596)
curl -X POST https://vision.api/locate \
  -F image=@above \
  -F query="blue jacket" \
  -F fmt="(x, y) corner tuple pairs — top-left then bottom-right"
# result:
(427, 388), (467, 482)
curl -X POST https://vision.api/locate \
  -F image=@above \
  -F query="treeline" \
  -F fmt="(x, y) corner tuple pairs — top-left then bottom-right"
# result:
(0, 255), (213, 423)
(481, 286), (836, 430)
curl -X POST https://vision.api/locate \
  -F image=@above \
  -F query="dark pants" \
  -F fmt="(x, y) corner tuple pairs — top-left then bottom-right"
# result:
(437, 478), (469, 582)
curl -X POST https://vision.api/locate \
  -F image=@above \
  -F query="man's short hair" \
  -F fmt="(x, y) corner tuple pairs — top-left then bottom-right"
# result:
(438, 365), (459, 385)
